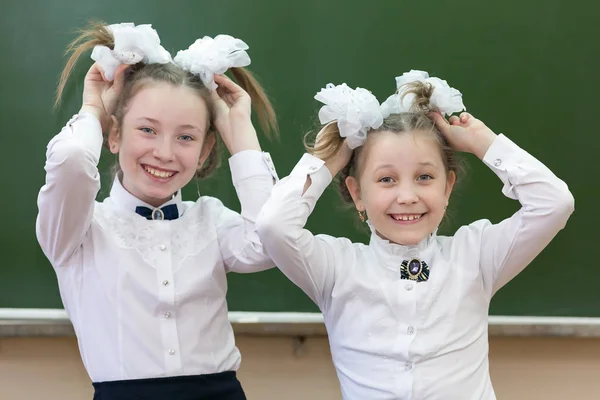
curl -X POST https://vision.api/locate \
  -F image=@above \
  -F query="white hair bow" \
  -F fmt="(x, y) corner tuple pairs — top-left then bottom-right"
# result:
(91, 23), (172, 81)
(380, 70), (466, 118)
(315, 83), (384, 150)
(173, 35), (251, 91)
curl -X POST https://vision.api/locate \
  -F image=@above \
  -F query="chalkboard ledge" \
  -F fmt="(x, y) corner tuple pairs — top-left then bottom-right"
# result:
(2, 309), (600, 338)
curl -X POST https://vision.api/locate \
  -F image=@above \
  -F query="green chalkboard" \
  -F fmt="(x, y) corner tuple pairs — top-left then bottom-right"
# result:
(0, 0), (597, 317)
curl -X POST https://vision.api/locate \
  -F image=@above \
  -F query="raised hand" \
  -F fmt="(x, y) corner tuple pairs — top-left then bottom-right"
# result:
(429, 112), (498, 160)
(314, 123), (353, 178)
(210, 74), (259, 154)
(80, 63), (128, 131)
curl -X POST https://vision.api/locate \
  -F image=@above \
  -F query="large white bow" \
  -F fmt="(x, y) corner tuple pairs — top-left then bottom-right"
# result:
(315, 83), (384, 150)
(90, 23), (172, 81)
(380, 70), (466, 117)
(173, 35), (251, 91)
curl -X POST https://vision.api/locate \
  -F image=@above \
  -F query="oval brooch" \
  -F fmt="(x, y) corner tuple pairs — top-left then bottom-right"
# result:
(400, 258), (430, 282)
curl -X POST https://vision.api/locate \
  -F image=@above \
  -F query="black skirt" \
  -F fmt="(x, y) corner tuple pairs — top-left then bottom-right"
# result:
(92, 371), (246, 400)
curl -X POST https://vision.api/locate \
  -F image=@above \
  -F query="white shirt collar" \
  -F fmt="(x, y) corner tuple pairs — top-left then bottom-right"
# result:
(367, 220), (437, 263)
(109, 173), (185, 217)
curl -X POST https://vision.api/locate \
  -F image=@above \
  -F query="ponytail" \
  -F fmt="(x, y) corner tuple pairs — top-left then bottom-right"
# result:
(303, 122), (346, 162)
(230, 67), (278, 139)
(303, 121), (356, 205)
(400, 80), (436, 114)
(55, 21), (113, 108)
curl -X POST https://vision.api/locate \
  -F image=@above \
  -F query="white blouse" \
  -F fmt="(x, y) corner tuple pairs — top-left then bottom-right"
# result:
(256, 134), (574, 400)
(36, 112), (278, 383)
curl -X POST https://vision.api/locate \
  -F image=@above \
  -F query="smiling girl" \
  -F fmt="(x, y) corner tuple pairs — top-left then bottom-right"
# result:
(36, 22), (278, 400)
(256, 71), (574, 399)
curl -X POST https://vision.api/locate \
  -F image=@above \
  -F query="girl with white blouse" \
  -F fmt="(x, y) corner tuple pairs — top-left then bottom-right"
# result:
(36, 22), (278, 400)
(256, 71), (574, 399)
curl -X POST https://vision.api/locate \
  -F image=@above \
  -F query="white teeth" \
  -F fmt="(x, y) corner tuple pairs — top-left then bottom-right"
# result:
(144, 166), (174, 178)
(392, 214), (422, 221)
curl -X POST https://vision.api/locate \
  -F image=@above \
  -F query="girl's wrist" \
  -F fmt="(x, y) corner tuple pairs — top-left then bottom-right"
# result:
(79, 105), (103, 122)
(471, 131), (498, 160)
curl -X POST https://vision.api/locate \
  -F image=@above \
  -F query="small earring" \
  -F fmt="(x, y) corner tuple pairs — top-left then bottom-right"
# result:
(195, 177), (202, 198)
(358, 210), (366, 223)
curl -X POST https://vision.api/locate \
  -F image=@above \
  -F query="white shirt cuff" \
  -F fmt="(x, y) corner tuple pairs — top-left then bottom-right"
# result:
(228, 150), (279, 184)
(482, 134), (525, 200)
(289, 154), (332, 211)
(290, 154), (329, 177)
(483, 134), (521, 170)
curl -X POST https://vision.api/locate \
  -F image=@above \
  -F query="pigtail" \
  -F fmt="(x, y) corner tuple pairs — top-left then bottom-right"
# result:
(302, 121), (356, 205)
(400, 81), (436, 114)
(230, 67), (278, 139)
(303, 122), (346, 162)
(54, 21), (114, 108)
(197, 66), (276, 178)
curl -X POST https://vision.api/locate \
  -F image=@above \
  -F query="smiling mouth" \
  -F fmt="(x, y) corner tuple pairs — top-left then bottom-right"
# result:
(389, 213), (426, 222)
(142, 164), (177, 180)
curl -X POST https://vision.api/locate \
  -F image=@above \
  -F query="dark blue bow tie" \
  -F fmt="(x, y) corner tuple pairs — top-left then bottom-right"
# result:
(135, 204), (179, 221)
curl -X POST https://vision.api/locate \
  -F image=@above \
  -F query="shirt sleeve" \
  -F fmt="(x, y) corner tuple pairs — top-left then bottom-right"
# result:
(256, 153), (342, 310)
(35, 113), (103, 267)
(478, 134), (575, 295)
(217, 150), (280, 273)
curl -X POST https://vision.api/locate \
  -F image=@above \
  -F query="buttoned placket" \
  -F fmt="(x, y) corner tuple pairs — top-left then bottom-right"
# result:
(374, 244), (423, 399)
(154, 222), (182, 375)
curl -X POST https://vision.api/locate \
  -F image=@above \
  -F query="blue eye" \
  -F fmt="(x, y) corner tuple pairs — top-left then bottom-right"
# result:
(179, 135), (194, 141)
(140, 127), (155, 135)
(417, 174), (433, 181)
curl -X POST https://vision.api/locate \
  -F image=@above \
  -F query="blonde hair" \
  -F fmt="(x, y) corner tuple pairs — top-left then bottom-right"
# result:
(304, 81), (463, 204)
(56, 21), (278, 178)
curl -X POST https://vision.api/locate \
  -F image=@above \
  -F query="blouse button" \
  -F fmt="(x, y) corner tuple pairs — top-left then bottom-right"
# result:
(405, 283), (414, 291)
(407, 326), (415, 335)
(494, 158), (502, 167)
(162, 280), (169, 286)
(405, 361), (413, 371)
(159, 244), (167, 251)
(164, 311), (172, 318)
(168, 349), (175, 355)
(308, 166), (318, 172)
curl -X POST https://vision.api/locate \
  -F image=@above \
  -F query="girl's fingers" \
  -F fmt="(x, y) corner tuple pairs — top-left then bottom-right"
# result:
(428, 112), (452, 136)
